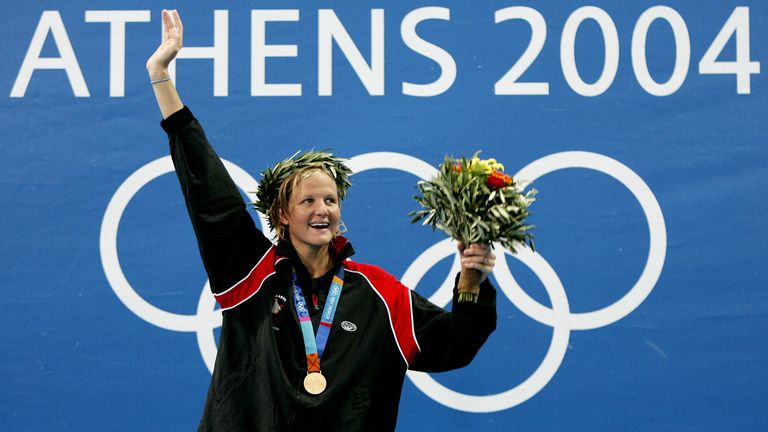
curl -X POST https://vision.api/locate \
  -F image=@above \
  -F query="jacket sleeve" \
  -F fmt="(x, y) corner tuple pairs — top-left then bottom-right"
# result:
(161, 106), (274, 294)
(408, 276), (497, 372)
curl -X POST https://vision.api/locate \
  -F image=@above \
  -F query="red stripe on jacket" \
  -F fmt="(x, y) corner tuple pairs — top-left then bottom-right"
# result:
(214, 246), (285, 310)
(343, 261), (421, 367)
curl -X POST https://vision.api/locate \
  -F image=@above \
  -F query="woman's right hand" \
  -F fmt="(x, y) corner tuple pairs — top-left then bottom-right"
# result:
(146, 9), (183, 79)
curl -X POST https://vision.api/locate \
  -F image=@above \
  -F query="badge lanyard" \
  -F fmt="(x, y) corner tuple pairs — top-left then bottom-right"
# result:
(291, 264), (345, 394)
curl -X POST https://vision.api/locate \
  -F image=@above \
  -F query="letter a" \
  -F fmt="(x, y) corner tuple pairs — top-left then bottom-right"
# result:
(10, 11), (89, 97)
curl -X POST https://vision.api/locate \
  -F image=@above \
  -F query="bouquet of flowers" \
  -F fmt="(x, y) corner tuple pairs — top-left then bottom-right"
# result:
(410, 154), (536, 302)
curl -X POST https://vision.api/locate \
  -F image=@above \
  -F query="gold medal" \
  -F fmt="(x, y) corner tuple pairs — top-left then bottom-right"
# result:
(303, 372), (327, 395)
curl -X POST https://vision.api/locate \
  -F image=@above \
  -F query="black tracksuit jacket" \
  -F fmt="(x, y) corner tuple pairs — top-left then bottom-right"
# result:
(161, 107), (497, 431)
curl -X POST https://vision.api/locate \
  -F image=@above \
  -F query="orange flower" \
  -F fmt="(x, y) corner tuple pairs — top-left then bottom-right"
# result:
(486, 171), (512, 190)
(451, 164), (463, 172)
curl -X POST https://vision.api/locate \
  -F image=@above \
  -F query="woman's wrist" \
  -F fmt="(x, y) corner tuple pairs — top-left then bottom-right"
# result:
(147, 66), (170, 81)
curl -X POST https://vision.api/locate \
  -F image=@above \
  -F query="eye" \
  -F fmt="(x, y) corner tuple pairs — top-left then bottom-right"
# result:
(324, 197), (337, 205)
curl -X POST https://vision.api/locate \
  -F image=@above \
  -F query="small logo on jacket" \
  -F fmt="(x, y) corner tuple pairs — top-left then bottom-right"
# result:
(340, 321), (357, 332)
(272, 294), (288, 330)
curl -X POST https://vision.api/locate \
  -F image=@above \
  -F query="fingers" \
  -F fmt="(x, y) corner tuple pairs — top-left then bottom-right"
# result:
(460, 243), (495, 279)
(173, 9), (184, 34)
(162, 9), (172, 36)
(461, 254), (495, 269)
(457, 241), (466, 254)
(147, 10), (183, 74)
(161, 9), (183, 40)
(462, 243), (493, 257)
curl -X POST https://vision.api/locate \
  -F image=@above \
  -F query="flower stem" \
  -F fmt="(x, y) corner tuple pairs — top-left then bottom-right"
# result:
(457, 268), (481, 303)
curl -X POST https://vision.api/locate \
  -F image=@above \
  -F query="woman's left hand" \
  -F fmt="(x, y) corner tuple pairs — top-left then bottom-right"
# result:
(458, 242), (496, 283)
(146, 9), (184, 77)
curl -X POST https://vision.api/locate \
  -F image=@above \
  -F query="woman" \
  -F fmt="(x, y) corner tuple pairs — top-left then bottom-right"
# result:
(148, 9), (497, 431)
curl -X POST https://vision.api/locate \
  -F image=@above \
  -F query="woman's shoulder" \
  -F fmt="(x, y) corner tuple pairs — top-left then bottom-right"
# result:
(342, 260), (403, 290)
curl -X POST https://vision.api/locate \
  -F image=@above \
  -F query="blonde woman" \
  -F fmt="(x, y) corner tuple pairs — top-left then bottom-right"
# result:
(148, 9), (497, 431)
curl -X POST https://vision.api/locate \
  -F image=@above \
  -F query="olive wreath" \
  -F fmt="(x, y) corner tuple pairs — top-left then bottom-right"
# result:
(253, 150), (352, 230)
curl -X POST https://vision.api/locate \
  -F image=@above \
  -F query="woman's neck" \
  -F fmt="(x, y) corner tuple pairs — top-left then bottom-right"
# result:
(293, 242), (333, 278)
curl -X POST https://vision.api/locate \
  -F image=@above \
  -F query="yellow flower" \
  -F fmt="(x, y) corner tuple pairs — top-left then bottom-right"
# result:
(486, 158), (505, 172)
(468, 156), (492, 175)
(464, 154), (506, 175)
(468, 156), (479, 169)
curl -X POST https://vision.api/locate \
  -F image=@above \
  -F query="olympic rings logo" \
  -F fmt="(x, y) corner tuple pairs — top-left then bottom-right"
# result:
(99, 151), (666, 413)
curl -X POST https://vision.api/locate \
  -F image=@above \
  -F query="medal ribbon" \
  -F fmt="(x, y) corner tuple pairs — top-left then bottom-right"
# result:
(291, 265), (345, 373)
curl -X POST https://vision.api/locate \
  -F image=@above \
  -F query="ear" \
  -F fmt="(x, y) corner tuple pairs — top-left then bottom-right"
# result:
(278, 208), (290, 226)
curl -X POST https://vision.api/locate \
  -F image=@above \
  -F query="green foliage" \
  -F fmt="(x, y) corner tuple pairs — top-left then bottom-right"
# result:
(252, 149), (352, 218)
(410, 155), (536, 252)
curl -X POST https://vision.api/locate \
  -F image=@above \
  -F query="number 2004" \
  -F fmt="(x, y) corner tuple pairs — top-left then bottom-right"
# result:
(495, 6), (759, 96)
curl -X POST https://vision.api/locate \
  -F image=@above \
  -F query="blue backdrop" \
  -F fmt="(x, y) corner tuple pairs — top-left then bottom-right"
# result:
(2, 1), (766, 431)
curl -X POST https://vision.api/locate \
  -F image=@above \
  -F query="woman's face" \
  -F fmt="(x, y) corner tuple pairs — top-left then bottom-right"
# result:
(279, 172), (341, 254)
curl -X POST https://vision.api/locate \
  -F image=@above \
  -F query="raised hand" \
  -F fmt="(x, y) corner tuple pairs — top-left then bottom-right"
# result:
(146, 9), (184, 79)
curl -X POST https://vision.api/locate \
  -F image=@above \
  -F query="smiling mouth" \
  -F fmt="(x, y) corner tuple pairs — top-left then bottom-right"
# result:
(309, 223), (330, 229)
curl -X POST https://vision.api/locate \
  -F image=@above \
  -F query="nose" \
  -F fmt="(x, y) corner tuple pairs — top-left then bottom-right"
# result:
(313, 201), (330, 216)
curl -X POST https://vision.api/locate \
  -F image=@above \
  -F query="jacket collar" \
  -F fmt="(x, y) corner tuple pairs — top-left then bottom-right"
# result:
(275, 236), (355, 273)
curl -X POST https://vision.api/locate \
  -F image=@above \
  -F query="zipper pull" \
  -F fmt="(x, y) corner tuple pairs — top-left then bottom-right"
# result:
(312, 293), (320, 311)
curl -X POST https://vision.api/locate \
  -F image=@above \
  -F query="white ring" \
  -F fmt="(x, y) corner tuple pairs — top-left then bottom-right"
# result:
(99, 156), (267, 333)
(347, 151), (438, 178)
(100, 150), (665, 411)
(348, 153), (573, 412)
(504, 151), (667, 330)
(405, 241), (571, 412)
(196, 280), (219, 373)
